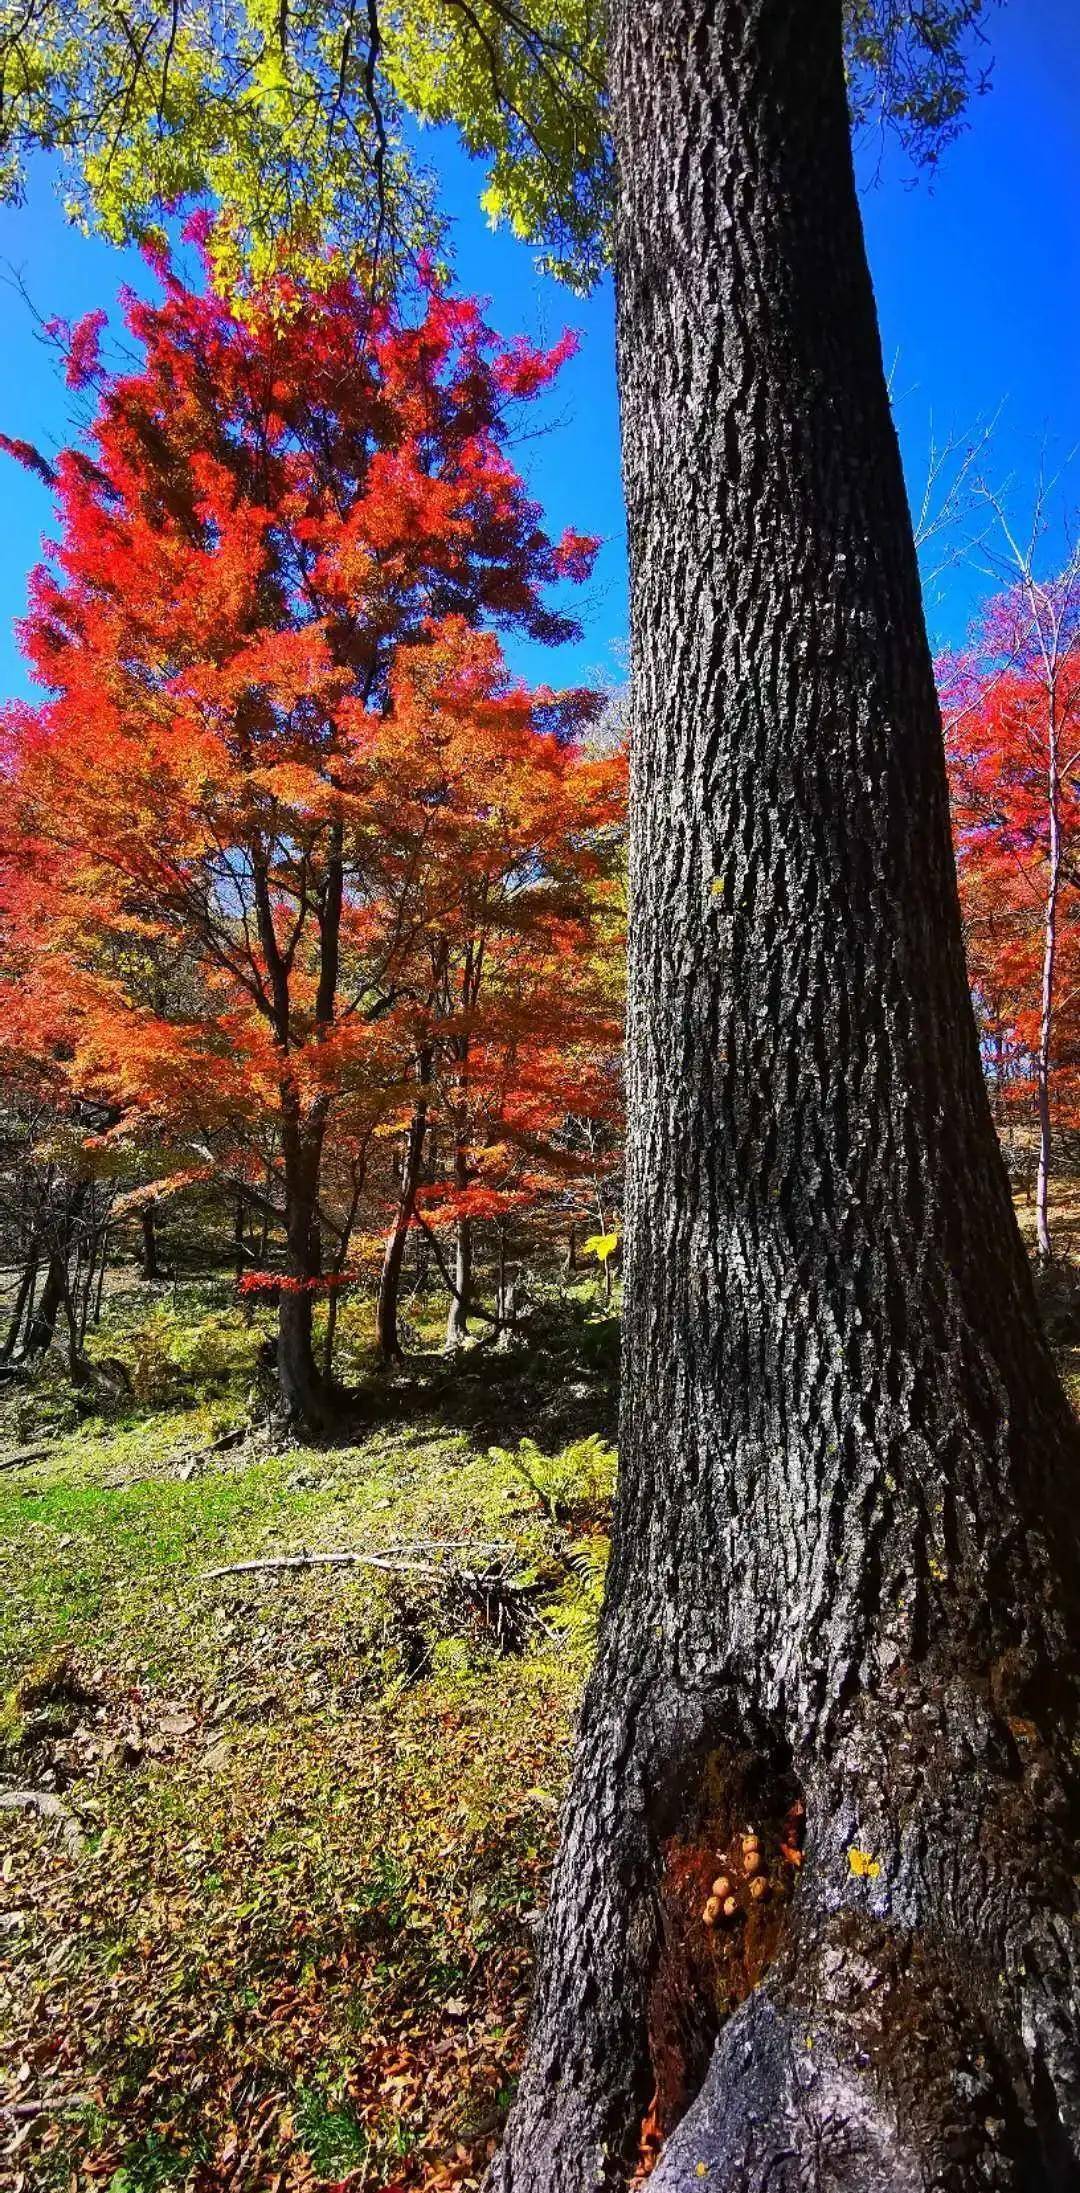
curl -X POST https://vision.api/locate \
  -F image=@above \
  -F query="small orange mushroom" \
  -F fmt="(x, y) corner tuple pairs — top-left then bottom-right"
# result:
(711, 1875), (731, 1899)
(749, 1874), (769, 1901)
(702, 1896), (721, 1927)
(722, 1895), (739, 1919)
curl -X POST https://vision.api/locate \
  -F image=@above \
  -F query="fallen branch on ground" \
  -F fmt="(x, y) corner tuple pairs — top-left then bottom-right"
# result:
(198, 1539), (513, 1584)
(2, 2094), (92, 2120)
(0, 1446), (50, 1473)
(198, 1540), (540, 1652)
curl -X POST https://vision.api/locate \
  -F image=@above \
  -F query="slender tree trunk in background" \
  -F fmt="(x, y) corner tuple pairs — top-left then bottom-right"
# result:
(93, 1228), (108, 1324)
(277, 1107), (331, 1428)
(494, 1222), (518, 1348)
(445, 1215), (472, 1348)
(233, 1188), (247, 1280)
(494, 5), (1080, 2190)
(323, 1161), (365, 1381)
(445, 1136), (472, 1349)
(25, 1253), (65, 1353)
(1035, 704), (1062, 1263)
(2, 1244), (38, 1359)
(376, 1048), (432, 1361)
(25, 1180), (89, 1356)
(140, 1203), (159, 1281)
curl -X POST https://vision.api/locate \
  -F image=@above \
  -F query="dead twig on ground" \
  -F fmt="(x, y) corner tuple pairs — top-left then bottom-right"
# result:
(0, 1446), (50, 1473)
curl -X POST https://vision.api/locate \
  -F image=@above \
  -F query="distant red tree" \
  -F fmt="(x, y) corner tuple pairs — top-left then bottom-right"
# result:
(943, 552), (1080, 1257)
(1, 246), (621, 1421)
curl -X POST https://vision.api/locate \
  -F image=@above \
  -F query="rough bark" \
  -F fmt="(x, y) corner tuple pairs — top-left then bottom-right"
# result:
(492, 4), (1080, 2190)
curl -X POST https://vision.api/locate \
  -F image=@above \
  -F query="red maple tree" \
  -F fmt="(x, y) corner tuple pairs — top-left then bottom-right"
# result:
(1, 242), (621, 1421)
(943, 554), (1080, 1257)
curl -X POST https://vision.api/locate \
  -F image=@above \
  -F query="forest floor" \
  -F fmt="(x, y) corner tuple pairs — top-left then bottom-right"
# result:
(0, 1271), (618, 2193)
(3, 1173), (1078, 2193)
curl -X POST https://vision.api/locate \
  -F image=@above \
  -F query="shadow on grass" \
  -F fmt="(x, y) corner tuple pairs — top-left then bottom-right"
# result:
(340, 1296), (620, 1457)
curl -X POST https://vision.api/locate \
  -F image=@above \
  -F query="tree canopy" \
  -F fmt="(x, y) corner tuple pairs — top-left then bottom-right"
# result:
(0, 0), (995, 287)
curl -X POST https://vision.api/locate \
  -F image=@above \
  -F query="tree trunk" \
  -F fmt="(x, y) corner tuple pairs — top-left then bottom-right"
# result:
(446, 1134), (473, 1349)
(233, 1188), (247, 1280)
(376, 1049), (432, 1361)
(25, 1180), (89, 1357)
(140, 1203), (160, 1281)
(25, 1252), (65, 1354)
(277, 1115), (331, 1429)
(445, 1215), (472, 1348)
(323, 1161), (365, 1381)
(2, 1245), (39, 1359)
(277, 1282), (324, 1425)
(494, 1222), (519, 1350)
(1035, 698), (1061, 1263)
(93, 1226), (109, 1323)
(493, 5), (1080, 2190)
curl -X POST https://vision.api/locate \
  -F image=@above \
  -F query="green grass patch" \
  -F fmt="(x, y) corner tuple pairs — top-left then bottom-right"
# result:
(0, 1276), (616, 2190)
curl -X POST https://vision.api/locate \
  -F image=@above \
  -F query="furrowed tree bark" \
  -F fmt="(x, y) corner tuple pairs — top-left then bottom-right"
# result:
(493, 5), (1080, 2191)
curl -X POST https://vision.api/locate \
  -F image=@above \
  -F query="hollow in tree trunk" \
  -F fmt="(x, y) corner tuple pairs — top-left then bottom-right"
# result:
(493, 4), (1080, 2189)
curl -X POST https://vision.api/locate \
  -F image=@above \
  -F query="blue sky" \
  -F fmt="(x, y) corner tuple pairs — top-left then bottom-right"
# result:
(0, 0), (1076, 702)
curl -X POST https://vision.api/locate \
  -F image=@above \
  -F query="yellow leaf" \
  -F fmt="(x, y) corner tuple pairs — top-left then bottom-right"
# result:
(848, 1847), (881, 1879)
